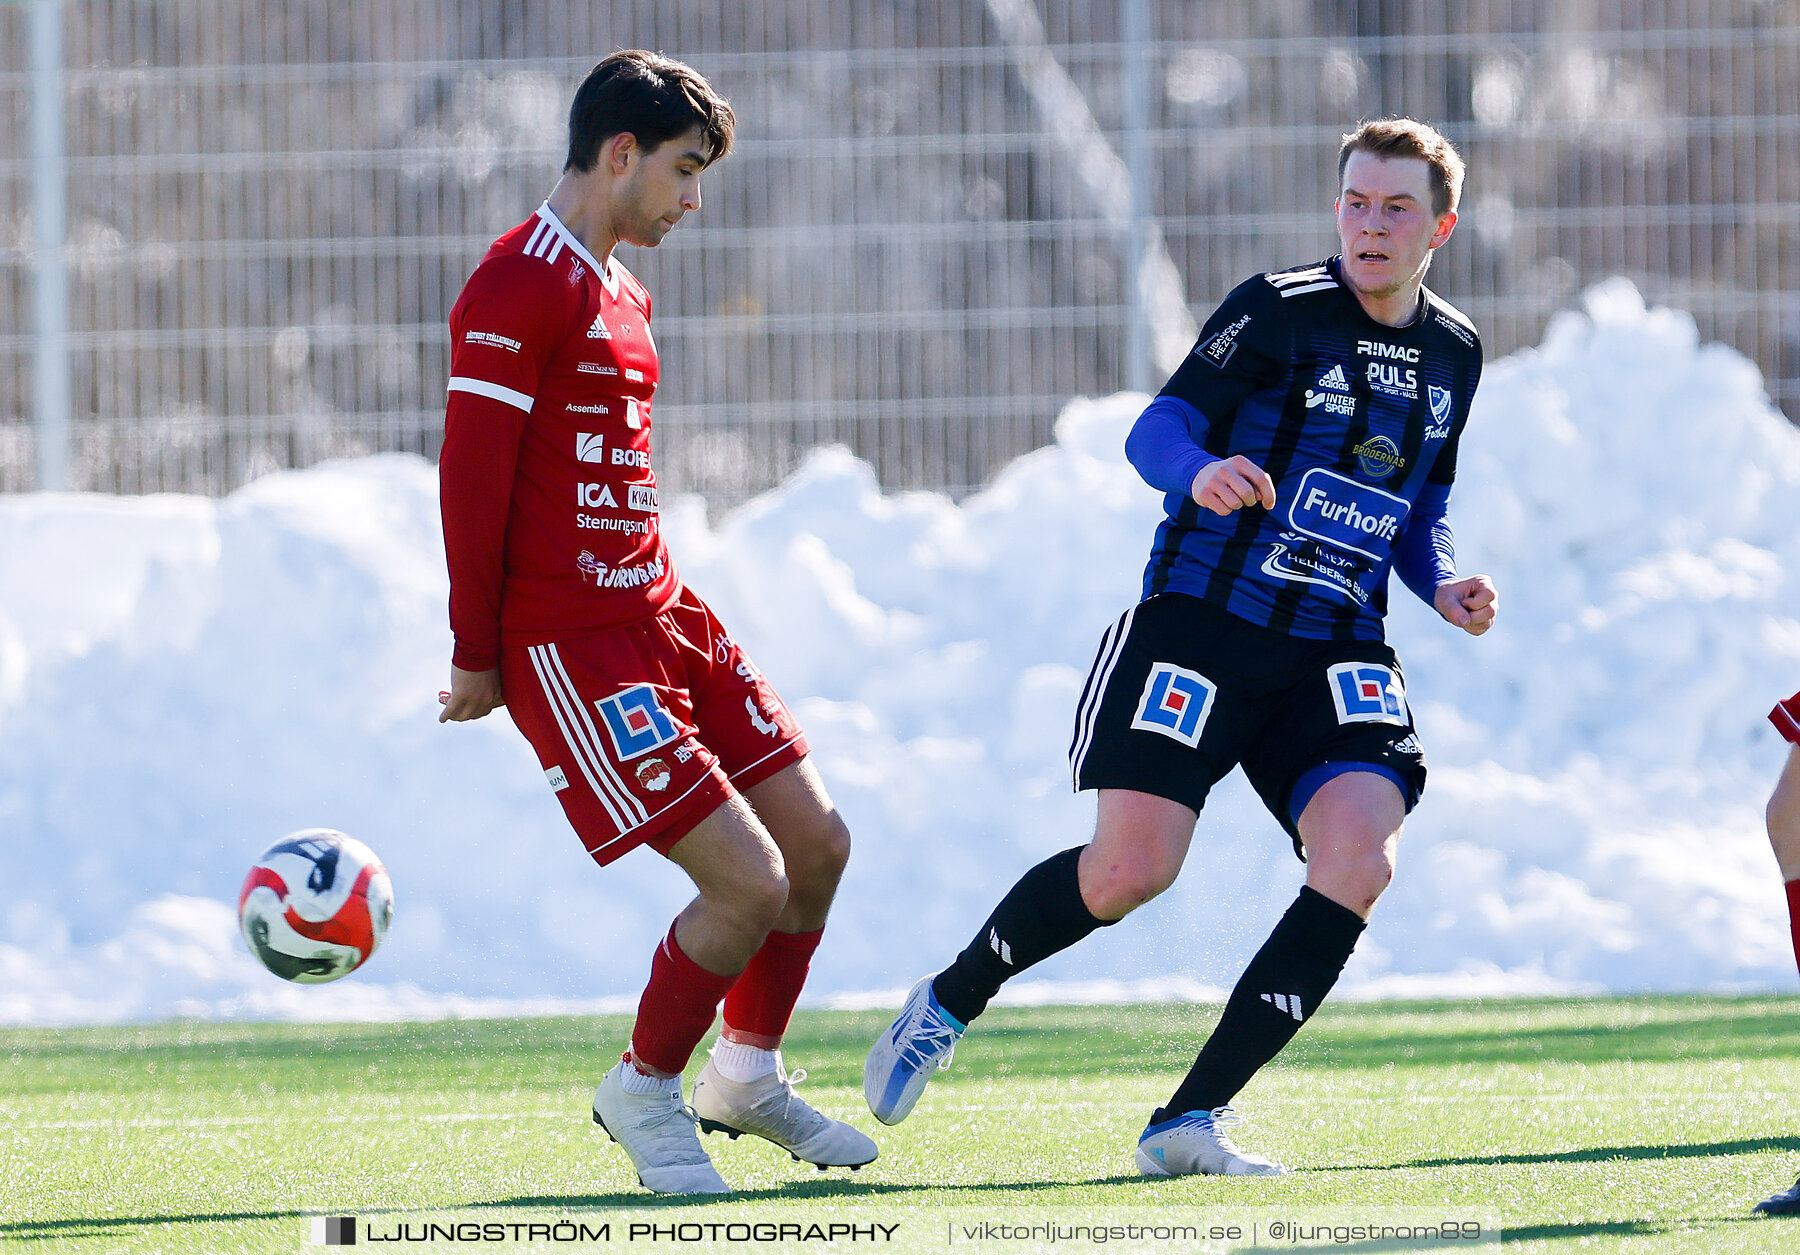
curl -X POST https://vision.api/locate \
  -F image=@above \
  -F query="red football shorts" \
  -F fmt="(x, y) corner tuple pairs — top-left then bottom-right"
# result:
(501, 585), (809, 866)
(1774, 690), (1800, 746)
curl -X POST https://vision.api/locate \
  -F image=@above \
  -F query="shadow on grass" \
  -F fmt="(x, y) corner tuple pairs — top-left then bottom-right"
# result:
(1, 1209), (372, 1242)
(1503, 1216), (1779, 1242)
(1320, 1135), (1800, 1172)
(488, 1174), (1149, 1207)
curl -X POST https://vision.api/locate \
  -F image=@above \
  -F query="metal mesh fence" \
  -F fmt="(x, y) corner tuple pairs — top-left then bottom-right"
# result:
(2, 0), (1797, 503)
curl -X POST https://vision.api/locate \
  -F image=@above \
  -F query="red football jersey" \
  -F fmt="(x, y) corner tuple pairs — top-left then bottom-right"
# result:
(440, 204), (680, 671)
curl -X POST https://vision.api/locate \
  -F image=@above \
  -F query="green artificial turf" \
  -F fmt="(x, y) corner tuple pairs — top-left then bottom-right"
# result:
(3, 997), (1798, 1253)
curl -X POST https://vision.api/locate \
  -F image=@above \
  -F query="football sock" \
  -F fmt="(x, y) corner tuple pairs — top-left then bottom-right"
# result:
(931, 847), (1114, 1025)
(618, 1060), (674, 1093)
(1156, 886), (1365, 1122)
(720, 927), (823, 1049)
(627, 923), (737, 1078)
(710, 1038), (781, 1083)
(1786, 880), (1800, 979)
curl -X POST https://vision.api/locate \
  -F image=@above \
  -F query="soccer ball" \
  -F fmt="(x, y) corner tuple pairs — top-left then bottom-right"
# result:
(238, 829), (393, 983)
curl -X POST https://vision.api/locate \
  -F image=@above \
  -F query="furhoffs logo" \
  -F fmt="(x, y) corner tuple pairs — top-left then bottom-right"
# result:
(311, 1216), (356, 1245)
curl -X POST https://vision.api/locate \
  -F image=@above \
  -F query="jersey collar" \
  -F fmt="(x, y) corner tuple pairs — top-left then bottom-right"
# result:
(534, 202), (619, 297)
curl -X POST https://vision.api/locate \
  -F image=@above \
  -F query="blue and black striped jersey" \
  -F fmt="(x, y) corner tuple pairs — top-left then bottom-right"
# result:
(1128, 256), (1482, 642)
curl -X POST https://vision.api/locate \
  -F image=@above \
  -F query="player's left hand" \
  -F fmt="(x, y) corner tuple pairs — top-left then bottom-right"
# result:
(439, 665), (505, 722)
(1434, 575), (1498, 636)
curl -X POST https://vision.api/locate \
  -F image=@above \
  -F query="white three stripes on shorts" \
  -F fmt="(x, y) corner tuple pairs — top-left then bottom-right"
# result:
(1069, 604), (1138, 786)
(525, 643), (648, 850)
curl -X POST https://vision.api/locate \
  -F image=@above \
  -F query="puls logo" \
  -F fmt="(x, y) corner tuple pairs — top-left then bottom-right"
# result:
(1366, 361), (1417, 398)
(1130, 662), (1217, 748)
(576, 432), (606, 463)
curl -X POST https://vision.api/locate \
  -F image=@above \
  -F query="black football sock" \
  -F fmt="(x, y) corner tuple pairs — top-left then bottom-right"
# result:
(931, 847), (1114, 1025)
(1155, 885), (1365, 1123)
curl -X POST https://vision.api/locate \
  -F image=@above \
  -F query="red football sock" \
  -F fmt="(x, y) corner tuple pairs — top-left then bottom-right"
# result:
(720, 927), (824, 1049)
(627, 924), (737, 1077)
(1787, 880), (1800, 982)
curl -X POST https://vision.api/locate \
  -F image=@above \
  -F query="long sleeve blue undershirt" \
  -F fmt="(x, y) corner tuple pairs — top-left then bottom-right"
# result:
(1392, 481), (1456, 603)
(1124, 394), (1457, 605)
(1124, 395), (1220, 496)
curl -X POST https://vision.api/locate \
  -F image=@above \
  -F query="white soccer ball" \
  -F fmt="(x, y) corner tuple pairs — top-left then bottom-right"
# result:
(238, 829), (394, 983)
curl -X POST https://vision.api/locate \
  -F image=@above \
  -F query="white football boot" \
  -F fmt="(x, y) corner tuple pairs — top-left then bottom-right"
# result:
(691, 1048), (878, 1169)
(592, 1061), (731, 1194)
(1135, 1106), (1288, 1177)
(862, 974), (965, 1125)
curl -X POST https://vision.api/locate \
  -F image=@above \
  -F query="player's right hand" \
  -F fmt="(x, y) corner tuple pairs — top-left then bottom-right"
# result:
(1191, 456), (1277, 516)
(439, 665), (505, 723)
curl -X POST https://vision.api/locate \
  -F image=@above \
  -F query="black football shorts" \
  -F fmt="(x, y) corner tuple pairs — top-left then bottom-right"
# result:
(1068, 592), (1426, 855)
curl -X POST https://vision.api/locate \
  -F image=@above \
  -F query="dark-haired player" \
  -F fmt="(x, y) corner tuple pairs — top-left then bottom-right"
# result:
(867, 118), (1497, 1176)
(1755, 691), (1800, 1217)
(439, 50), (874, 1194)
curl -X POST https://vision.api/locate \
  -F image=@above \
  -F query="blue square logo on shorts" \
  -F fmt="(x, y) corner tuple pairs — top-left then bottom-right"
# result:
(1327, 662), (1407, 725)
(596, 685), (681, 760)
(1131, 662), (1217, 748)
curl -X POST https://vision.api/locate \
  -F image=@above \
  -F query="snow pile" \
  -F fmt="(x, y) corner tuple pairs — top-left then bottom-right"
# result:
(2, 280), (1796, 1025)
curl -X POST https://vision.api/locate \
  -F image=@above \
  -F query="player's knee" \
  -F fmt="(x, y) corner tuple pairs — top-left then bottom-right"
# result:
(782, 811), (850, 903)
(741, 867), (791, 930)
(720, 846), (790, 930)
(1081, 859), (1177, 921)
(812, 811), (852, 879)
(1308, 838), (1395, 912)
(1357, 849), (1396, 899)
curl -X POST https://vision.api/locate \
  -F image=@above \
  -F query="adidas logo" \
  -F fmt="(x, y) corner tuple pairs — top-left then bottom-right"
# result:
(1317, 364), (1349, 392)
(1260, 992), (1306, 1022)
(989, 928), (1013, 965)
(586, 311), (611, 340)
